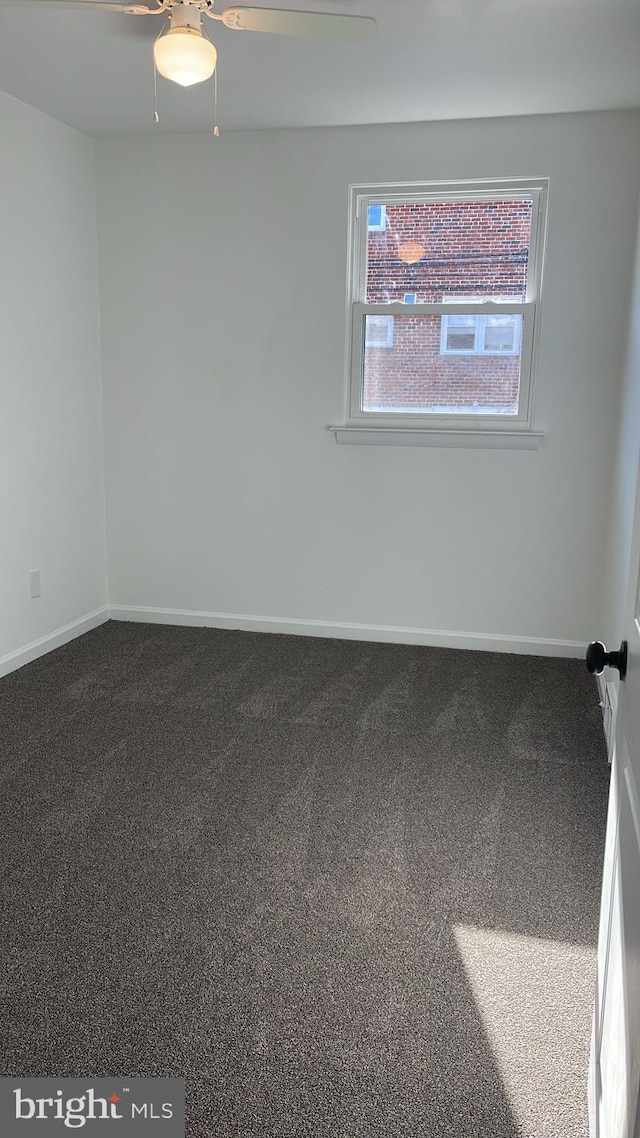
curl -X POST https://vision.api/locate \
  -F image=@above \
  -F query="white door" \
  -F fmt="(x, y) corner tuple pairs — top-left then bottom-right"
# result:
(590, 451), (640, 1138)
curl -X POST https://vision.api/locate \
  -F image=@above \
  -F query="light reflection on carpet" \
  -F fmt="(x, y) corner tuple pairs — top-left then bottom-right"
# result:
(453, 923), (596, 1138)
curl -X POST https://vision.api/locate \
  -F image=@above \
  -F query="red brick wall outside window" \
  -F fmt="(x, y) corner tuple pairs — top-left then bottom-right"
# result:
(363, 198), (534, 414)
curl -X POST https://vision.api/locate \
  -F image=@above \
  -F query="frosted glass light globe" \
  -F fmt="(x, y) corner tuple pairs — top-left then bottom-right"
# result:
(154, 28), (217, 87)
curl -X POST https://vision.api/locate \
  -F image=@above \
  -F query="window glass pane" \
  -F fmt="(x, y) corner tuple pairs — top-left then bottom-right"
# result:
(483, 314), (519, 353)
(447, 314), (477, 327)
(447, 330), (477, 351)
(444, 314), (477, 352)
(362, 314), (521, 415)
(364, 314), (394, 348)
(366, 198), (533, 303)
(367, 204), (386, 231)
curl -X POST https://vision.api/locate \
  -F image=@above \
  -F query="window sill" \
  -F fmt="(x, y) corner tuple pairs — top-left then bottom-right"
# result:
(329, 427), (545, 449)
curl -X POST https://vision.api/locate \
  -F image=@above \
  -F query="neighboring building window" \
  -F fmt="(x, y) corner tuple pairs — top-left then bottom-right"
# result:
(365, 314), (394, 348)
(367, 203), (386, 232)
(346, 179), (548, 429)
(440, 298), (522, 356)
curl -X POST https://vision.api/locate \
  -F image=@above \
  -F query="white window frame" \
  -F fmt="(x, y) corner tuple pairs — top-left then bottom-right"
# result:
(440, 297), (523, 356)
(342, 178), (548, 437)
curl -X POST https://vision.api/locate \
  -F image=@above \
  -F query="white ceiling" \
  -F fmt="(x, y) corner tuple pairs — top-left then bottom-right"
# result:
(0, 0), (638, 137)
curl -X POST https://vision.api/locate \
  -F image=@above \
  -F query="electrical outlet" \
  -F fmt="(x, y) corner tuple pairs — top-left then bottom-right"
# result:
(28, 569), (41, 599)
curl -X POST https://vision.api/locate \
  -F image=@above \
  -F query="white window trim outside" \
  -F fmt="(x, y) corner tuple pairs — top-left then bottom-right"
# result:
(334, 177), (549, 444)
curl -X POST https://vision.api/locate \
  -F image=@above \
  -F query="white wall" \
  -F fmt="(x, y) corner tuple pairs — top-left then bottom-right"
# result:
(96, 111), (640, 653)
(0, 90), (107, 672)
(600, 197), (640, 652)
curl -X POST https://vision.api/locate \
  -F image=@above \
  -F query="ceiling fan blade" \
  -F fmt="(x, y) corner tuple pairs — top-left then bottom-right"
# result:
(221, 6), (377, 43)
(0, 1), (156, 11)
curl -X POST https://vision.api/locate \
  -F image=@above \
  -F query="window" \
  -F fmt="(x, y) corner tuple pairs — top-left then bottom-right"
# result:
(344, 179), (548, 435)
(367, 203), (386, 232)
(440, 298), (522, 356)
(364, 314), (394, 348)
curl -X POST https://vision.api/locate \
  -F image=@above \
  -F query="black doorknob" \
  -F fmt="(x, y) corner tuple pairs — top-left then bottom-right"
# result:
(586, 640), (628, 680)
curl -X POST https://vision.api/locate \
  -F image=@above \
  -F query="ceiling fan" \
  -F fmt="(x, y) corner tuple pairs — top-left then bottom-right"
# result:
(0, 0), (378, 91)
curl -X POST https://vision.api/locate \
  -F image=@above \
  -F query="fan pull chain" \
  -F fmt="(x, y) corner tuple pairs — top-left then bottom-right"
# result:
(153, 58), (160, 123)
(213, 65), (219, 136)
(152, 16), (169, 124)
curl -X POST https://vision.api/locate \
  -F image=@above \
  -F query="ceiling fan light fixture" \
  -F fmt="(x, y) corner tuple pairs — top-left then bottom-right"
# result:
(154, 25), (217, 87)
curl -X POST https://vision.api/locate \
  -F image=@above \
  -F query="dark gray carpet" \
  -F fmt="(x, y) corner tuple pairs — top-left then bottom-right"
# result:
(0, 622), (609, 1137)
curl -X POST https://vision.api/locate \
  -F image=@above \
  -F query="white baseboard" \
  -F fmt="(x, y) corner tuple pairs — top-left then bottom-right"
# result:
(0, 605), (110, 679)
(109, 604), (585, 658)
(0, 603), (587, 678)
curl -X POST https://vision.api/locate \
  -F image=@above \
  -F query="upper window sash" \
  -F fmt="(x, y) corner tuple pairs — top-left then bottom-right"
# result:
(350, 180), (547, 307)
